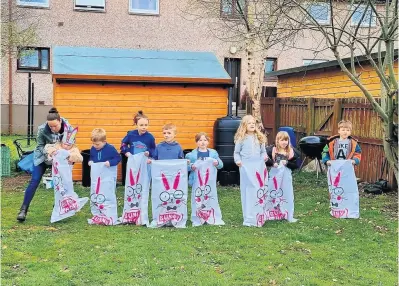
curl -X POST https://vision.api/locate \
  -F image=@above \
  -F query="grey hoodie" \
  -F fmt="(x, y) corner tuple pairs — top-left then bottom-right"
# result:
(153, 141), (183, 160)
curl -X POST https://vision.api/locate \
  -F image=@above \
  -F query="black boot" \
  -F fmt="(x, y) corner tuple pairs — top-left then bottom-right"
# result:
(17, 205), (28, 222)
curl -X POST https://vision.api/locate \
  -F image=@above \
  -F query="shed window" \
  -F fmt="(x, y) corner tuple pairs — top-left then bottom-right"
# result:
(129, 0), (159, 15)
(75, 0), (105, 11)
(307, 2), (330, 25)
(17, 47), (50, 71)
(17, 0), (49, 8)
(351, 5), (376, 27)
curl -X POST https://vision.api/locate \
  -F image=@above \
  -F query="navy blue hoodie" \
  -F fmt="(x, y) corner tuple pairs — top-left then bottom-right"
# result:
(90, 143), (121, 166)
(120, 130), (156, 157)
(153, 141), (184, 160)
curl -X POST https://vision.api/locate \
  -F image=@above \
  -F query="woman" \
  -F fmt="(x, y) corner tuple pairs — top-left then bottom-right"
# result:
(17, 107), (72, 222)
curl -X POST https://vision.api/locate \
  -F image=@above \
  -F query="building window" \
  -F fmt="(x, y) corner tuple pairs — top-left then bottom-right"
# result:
(17, 0), (49, 8)
(221, 0), (246, 18)
(265, 58), (277, 73)
(303, 59), (327, 66)
(17, 47), (50, 71)
(307, 2), (330, 25)
(75, 0), (105, 12)
(129, 0), (159, 15)
(351, 5), (376, 27)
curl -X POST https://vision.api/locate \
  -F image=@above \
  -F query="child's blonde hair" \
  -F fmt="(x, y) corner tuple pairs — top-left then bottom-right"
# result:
(275, 131), (292, 154)
(91, 128), (106, 142)
(234, 115), (267, 144)
(338, 120), (352, 130)
(163, 123), (177, 134)
(195, 132), (210, 142)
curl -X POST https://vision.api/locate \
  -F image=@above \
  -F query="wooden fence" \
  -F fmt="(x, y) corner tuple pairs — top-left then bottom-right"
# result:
(259, 97), (396, 187)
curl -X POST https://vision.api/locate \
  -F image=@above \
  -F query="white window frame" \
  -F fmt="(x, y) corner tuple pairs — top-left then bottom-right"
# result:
(350, 4), (376, 27)
(303, 59), (328, 66)
(306, 2), (331, 25)
(17, 0), (49, 8)
(129, 0), (159, 15)
(74, 0), (105, 12)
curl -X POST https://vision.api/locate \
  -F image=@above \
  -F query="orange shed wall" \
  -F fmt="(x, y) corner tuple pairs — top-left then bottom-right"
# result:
(277, 62), (398, 98)
(53, 82), (228, 181)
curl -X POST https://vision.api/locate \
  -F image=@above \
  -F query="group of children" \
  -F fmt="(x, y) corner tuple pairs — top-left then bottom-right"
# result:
(46, 110), (362, 226)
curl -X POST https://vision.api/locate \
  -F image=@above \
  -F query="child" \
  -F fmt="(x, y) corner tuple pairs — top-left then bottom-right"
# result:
(322, 120), (361, 219)
(121, 110), (156, 160)
(89, 128), (121, 167)
(234, 115), (268, 227)
(322, 120), (361, 166)
(45, 125), (83, 164)
(186, 132), (223, 185)
(186, 132), (224, 226)
(152, 124), (184, 160)
(272, 131), (295, 167)
(45, 125), (88, 223)
(88, 128), (121, 225)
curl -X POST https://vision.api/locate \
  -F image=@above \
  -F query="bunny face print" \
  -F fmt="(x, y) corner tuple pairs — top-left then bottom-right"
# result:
(51, 150), (88, 223)
(88, 163), (119, 225)
(191, 158), (224, 226)
(265, 175), (288, 221)
(150, 159), (188, 228)
(239, 158), (269, 227)
(120, 153), (149, 225)
(327, 160), (359, 219)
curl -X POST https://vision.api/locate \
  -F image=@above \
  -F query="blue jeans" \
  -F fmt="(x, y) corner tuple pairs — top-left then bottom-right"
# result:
(22, 162), (50, 207)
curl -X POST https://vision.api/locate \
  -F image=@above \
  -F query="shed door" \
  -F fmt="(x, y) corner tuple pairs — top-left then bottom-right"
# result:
(54, 81), (227, 180)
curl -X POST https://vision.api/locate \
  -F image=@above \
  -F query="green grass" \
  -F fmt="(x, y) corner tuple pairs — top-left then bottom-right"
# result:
(1, 172), (397, 285)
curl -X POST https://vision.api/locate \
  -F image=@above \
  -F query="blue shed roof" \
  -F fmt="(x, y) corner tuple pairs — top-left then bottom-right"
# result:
(52, 46), (231, 82)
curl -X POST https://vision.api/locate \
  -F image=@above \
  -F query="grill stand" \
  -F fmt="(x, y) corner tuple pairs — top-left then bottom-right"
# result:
(298, 157), (324, 179)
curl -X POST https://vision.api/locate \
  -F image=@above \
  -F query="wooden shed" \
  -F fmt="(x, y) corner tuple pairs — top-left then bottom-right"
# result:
(52, 46), (232, 181)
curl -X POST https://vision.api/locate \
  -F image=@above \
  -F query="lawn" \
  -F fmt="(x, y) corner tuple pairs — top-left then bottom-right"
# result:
(1, 171), (397, 286)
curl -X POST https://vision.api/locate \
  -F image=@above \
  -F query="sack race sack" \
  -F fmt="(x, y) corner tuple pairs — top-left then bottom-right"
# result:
(88, 163), (119, 225)
(17, 152), (34, 174)
(120, 153), (150, 225)
(239, 159), (269, 227)
(266, 165), (295, 222)
(191, 158), (224, 226)
(327, 160), (359, 219)
(50, 150), (88, 223)
(149, 159), (188, 228)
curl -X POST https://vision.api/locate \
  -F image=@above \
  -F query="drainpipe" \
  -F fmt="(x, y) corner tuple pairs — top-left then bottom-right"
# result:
(8, 0), (13, 134)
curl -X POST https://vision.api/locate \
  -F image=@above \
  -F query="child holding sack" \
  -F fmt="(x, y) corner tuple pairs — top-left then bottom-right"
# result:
(322, 120), (362, 219)
(234, 115), (268, 227)
(186, 132), (224, 226)
(45, 125), (88, 223)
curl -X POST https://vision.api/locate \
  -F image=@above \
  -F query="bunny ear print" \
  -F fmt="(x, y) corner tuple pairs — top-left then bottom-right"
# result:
(129, 169), (135, 185)
(328, 169), (333, 186)
(96, 177), (101, 194)
(256, 171), (263, 187)
(204, 168), (210, 185)
(173, 171), (181, 190)
(273, 177), (278, 190)
(161, 172), (170, 191)
(263, 168), (267, 181)
(334, 172), (341, 187)
(198, 170), (203, 187)
(136, 167), (141, 183)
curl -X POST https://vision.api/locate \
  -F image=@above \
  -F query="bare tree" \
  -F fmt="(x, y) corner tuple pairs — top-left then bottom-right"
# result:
(1, 1), (39, 58)
(181, 0), (301, 131)
(277, 0), (398, 179)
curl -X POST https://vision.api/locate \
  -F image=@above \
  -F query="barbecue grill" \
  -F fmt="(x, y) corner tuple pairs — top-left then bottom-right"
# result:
(298, 135), (328, 177)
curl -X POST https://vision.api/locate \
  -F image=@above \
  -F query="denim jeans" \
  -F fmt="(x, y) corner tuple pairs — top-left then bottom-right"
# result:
(22, 162), (50, 207)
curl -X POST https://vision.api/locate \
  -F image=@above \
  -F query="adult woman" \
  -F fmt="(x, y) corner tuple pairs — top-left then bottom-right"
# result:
(17, 107), (72, 222)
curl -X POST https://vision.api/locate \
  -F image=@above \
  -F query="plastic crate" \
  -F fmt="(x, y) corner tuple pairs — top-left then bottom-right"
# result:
(1, 144), (11, 177)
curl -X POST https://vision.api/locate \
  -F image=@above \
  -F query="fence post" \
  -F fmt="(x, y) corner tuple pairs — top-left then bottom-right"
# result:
(331, 99), (342, 135)
(273, 97), (280, 140)
(307, 98), (315, 135)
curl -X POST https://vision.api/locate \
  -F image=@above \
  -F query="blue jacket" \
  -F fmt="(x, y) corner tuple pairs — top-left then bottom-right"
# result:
(153, 141), (184, 160)
(90, 143), (121, 167)
(120, 130), (156, 157)
(185, 148), (223, 186)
